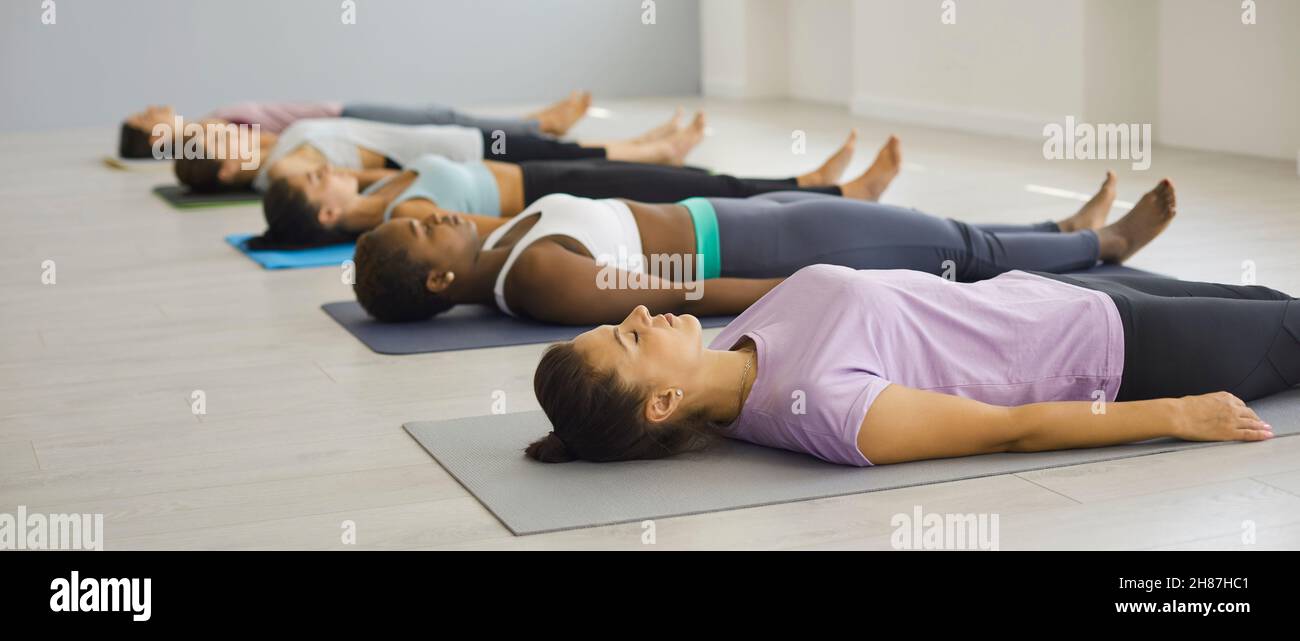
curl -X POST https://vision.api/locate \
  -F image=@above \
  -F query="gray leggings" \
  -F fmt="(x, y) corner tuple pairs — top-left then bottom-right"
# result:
(710, 191), (1099, 280)
(340, 102), (542, 139)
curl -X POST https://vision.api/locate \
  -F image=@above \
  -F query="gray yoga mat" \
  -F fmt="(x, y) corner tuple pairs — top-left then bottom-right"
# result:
(322, 302), (736, 354)
(323, 264), (1162, 355)
(405, 388), (1300, 535)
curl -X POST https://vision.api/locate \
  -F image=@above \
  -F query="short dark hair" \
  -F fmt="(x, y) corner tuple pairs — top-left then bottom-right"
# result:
(251, 178), (356, 249)
(118, 122), (155, 159)
(527, 342), (718, 463)
(172, 155), (229, 193)
(351, 230), (455, 322)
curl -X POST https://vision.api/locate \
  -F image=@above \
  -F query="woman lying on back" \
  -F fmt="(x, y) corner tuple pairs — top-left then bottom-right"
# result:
(351, 156), (1176, 326)
(527, 263), (1294, 466)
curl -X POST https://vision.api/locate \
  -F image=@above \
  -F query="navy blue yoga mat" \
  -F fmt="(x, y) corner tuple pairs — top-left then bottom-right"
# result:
(321, 264), (1166, 355)
(321, 302), (736, 355)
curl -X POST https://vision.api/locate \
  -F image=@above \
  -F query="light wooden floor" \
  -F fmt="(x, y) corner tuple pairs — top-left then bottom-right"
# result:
(2, 97), (1299, 550)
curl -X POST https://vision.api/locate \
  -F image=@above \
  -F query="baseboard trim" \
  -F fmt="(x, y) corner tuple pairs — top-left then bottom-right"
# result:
(851, 93), (1054, 140)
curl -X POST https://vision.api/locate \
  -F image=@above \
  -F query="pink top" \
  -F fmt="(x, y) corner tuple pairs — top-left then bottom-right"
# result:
(205, 101), (344, 134)
(709, 265), (1126, 466)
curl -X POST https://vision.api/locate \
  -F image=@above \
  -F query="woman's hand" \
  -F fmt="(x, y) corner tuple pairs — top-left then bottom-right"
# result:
(1171, 392), (1274, 442)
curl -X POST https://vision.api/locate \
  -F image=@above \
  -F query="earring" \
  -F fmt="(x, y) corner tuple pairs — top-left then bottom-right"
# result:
(675, 389), (684, 397)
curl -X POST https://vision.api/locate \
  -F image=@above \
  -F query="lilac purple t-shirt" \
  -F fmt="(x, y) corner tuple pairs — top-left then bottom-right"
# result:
(205, 102), (343, 134)
(708, 265), (1126, 466)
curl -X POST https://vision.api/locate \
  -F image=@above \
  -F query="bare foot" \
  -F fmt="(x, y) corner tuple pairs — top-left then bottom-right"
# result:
(578, 109), (681, 148)
(1058, 171), (1118, 232)
(635, 108), (683, 143)
(604, 111), (705, 165)
(838, 135), (901, 201)
(1096, 178), (1177, 263)
(662, 111), (706, 165)
(796, 130), (858, 187)
(531, 91), (591, 136)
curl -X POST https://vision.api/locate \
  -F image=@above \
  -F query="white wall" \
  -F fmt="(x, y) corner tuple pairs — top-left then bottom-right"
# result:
(851, 0), (1088, 138)
(1083, 0), (1158, 126)
(1157, 0), (1299, 160)
(700, 0), (750, 96)
(700, 0), (788, 98)
(787, 0), (851, 104)
(0, 0), (702, 132)
(703, 0), (849, 103)
(703, 0), (1298, 160)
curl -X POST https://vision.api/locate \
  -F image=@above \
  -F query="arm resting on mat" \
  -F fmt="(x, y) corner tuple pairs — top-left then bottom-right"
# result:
(858, 386), (1274, 465)
(509, 242), (782, 325)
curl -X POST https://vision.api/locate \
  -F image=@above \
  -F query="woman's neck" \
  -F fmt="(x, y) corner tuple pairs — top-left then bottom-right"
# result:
(693, 345), (758, 425)
(444, 243), (512, 306)
(339, 195), (389, 233)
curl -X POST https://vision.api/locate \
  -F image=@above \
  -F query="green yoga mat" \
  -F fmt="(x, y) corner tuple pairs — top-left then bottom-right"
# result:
(152, 184), (260, 209)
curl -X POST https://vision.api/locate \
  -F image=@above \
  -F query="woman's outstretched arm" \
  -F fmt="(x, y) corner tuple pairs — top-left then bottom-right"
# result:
(858, 385), (1273, 465)
(509, 241), (782, 325)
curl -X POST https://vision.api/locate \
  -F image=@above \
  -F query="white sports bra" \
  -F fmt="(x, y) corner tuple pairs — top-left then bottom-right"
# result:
(483, 193), (645, 317)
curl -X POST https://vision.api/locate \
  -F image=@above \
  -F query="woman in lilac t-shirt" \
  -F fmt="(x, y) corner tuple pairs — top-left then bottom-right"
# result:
(527, 264), (1297, 466)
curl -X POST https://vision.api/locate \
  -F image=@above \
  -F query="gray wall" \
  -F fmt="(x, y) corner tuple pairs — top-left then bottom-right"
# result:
(0, 0), (701, 132)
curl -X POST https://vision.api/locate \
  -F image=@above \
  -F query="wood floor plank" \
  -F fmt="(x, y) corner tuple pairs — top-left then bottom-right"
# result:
(0, 440), (39, 474)
(3, 98), (1298, 549)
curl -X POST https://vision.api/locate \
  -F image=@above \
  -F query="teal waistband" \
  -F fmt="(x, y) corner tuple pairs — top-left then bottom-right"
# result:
(679, 197), (721, 280)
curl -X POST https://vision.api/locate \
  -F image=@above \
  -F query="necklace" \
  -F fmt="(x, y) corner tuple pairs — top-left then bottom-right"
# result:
(736, 350), (754, 416)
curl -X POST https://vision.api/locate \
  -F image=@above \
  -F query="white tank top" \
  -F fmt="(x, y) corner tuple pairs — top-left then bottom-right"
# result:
(483, 193), (644, 317)
(253, 118), (483, 191)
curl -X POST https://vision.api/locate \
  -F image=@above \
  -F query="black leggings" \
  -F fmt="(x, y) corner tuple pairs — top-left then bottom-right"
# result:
(709, 191), (1095, 278)
(480, 130), (607, 163)
(519, 159), (840, 204)
(1037, 273), (1300, 403)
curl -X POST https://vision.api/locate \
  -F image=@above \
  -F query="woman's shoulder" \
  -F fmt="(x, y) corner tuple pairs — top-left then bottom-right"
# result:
(787, 263), (858, 283)
(389, 196), (433, 219)
(765, 264), (866, 304)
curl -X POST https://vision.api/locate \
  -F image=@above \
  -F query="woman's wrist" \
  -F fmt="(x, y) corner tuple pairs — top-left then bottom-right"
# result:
(1152, 397), (1190, 439)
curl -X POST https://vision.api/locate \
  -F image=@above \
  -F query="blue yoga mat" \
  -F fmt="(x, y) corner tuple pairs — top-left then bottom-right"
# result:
(225, 234), (355, 270)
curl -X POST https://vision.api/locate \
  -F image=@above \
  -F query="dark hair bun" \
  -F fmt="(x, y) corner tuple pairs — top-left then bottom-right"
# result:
(525, 432), (575, 463)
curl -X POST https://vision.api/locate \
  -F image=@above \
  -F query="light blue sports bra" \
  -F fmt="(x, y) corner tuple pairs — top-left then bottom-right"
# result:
(364, 154), (501, 219)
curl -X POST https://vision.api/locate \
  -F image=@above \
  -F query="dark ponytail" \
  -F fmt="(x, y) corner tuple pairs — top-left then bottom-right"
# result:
(528, 342), (718, 463)
(524, 432), (575, 463)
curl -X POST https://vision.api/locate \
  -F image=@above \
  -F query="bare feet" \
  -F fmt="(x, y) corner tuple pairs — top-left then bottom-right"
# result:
(603, 111), (705, 165)
(796, 130), (858, 187)
(1058, 171), (1118, 232)
(531, 91), (591, 137)
(1096, 178), (1177, 263)
(838, 135), (901, 201)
